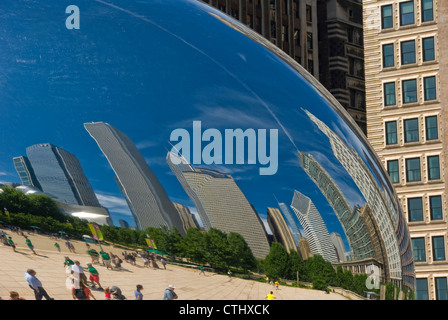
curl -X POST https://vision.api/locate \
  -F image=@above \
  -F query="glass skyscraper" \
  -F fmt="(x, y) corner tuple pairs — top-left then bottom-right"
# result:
(84, 122), (185, 234)
(25, 143), (101, 207)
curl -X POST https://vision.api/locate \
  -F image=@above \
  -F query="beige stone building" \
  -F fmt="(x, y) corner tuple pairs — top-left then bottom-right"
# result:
(363, 0), (448, 299)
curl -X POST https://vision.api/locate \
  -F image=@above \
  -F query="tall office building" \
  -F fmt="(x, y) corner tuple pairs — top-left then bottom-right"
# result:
(173, 202), (200, 233)
(167, 151), (271, 259)
(267, 207), (298, 253)
(202, 0), (367, 133)
(330, 232), (346, 262)
(290, 190), (338, 263)
(278, 202), (302, 247)
(363, 0), (447, 300)
(24, 143), (101, 207)
(84, 122), (185, 234)
(13, 156), (42, 190)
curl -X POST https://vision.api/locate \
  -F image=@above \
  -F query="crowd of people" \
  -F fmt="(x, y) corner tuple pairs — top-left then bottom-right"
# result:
(0, 226), (179, 301)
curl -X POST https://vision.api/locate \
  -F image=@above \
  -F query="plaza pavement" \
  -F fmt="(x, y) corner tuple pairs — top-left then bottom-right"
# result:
(0, 230), (349, 300)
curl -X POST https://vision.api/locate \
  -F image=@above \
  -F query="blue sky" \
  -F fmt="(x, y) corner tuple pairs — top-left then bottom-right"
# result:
(0, 0), (397, 254)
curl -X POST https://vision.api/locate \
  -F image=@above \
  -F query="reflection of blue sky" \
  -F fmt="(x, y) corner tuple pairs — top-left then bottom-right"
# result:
(0, 0), (389, 253)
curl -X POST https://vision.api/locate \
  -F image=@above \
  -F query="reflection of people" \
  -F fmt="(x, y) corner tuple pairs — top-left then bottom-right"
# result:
(110, 286), (126, 300)
(265, 291), (276, 300)
(24, 269), (54, 300)
(25, 237), (37, 255)
(199, 265), (205, 276)
(9, 291), (26, 300)
(135, 284), (144, 300)
(163, 285), (178, 300)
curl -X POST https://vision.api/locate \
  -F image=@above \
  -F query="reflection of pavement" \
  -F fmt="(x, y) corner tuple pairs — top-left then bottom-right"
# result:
(0, 231), (348, 300)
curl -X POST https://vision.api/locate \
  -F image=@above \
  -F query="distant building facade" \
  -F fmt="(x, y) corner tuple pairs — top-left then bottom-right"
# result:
(267, 207), (298, 253)
(173, 202), (200, 233)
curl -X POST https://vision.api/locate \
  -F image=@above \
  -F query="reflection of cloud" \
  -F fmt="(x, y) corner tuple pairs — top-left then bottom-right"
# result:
(135, 140), (158, 150)
(95, 192), (132, 215)
(0, 172), (7, 176)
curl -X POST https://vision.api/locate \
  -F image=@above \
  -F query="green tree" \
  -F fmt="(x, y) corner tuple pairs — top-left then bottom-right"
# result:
(287, 249), (304, 280)
(181, 227), (206, 263)
(203, 228), (232, 268)
(27, 194), (64, 221)
(0, 187), (31, 214)
(227, 232), (257, 271)
(263, 242), (290, 279)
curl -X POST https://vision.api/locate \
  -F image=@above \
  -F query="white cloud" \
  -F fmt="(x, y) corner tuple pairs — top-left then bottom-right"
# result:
(95, 192), (132, 215)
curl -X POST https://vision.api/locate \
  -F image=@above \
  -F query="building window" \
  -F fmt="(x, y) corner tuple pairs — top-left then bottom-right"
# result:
(404, 118), (419, 143)
(383, 44), (394, 68)
(435, 278), (448, 300)
(432, 236), (446, 261)
(381, 5), (393, 29)
(416, 278), (429, 300)
(400, 1), (414, 26)
(423, 37), (435, 61)
(427, 155), (440, 180)
(402, 79), (417, 104)
(430, 195), (443, 220)
(385, 121), (398, 145)
(406, 157), (421, 182)
(384, 82), (396, 106)
(412, 238), (426, 262)
(408, 197), (423, 221)
(387, 160), (399, 183)
(307, 32), (313, 50)
(424, 76), (436, 101)
(425, 115), (438, 140)
(422, 0), (434, 22)
(306, 5), (312, 23)
(401, 40), (416, 65)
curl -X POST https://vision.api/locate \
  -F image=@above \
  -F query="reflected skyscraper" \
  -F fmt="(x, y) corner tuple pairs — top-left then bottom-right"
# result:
(278, 202), (302, 247)
(267, 207), (297, 253)
(330, 232), (346, 262)
(303, 109), (405, 282)
(13, 156), (42, 190)
(167, 151), (270, 259)
(24, 143), (101, 207)
(290, 190), (338, 263)
(84, 122), (184, 234)
(173, 202), (199, 233)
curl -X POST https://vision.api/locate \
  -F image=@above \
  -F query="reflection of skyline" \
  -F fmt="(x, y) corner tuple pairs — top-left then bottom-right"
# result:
(290, 190), (338, 263)
(303, 109), (402, 281)
(166, 151), (270, 259)
(84, 122), (185, 235)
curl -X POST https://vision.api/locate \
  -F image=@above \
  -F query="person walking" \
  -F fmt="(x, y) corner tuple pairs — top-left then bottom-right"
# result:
(85, 262), (102, 289)
(110, 286), (126, 300)
(163, 285), (178, 300)
(71, 260), (88, 286)
(265, 291), (276, 300)
(199, 265), (205, 276)
(24, 269), (54, 300)
(160, 258), (167, 270)
(72, 281), (96, 300)
(25, 236), (37, 255)
(100, 251), (112, 270)
(7, 236), (16, 252)
(135, 284), (144, 300)
(104, 287), (112, 300)
(54, 242), (61, 252)
(275, 280), (279, 290)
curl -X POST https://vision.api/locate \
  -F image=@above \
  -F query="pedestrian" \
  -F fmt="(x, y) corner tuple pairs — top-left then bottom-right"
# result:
(86, 262), (102, 289)
(135, 284), (144, 300)
(87, 248), (100, 264)
(160, 258), (167, 269)
(54, 242), (61, 252)
(265, 291), (276, 300)
(65, 240), (72, 252)
(199, 265), (205, 276)
(227, 269), (232, 281)
(275, 280), (279, 290)
(25, 236), (37, 255)
(100, 251), (112, 270)
(163, 285), (178, 300)
(104, 287), (111, 300)
(70, 243), (76, 253)
(8, 291), (26, 300)
(7, 236), (16, 252)
(24, 269), (54, 300)
(72, 281), (96, 300)
(71, 260), (88, 286)
(110, 286), (126, 300)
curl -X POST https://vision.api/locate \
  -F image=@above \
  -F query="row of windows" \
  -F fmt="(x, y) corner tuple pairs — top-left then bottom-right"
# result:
(386, 154), (440, 184)
(406, 195), (443, 222)
(412, 235), (446, 263)
(381, 0), (434, 30)
(383, 76), (437, 107)
(383, 36), (435, 68)
(385, 115), (438, 146)
(416, 277), (448, 300)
